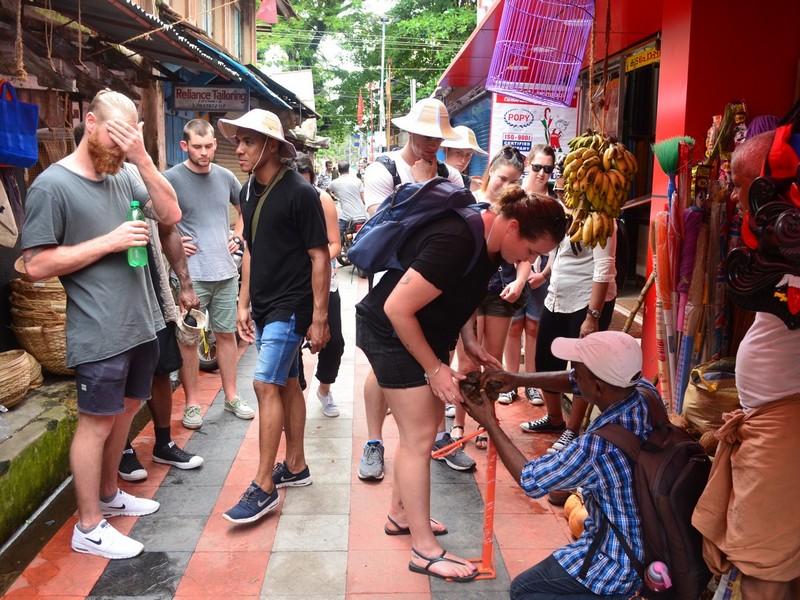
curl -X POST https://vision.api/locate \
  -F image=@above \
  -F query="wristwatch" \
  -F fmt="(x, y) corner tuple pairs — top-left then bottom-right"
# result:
(587, 308), (601, 319)
(232, 236), (242, 246)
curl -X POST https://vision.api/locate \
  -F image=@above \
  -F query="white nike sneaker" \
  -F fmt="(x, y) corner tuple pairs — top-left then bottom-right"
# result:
(71, 519), (144, 559)
(100, 489), (160, 518)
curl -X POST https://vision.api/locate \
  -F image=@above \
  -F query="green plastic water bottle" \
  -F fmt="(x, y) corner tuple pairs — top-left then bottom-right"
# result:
(127, 200), (148, 267)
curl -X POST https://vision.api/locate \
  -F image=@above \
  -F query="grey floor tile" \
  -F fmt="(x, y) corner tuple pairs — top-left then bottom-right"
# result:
(272, 514), (349, 552)
(89, 550), (192, 597)
(183, 430), (245, 459)
(305, 417), (354, 439)
(306, 457), (352, 485)
(160, 459), (232, 487)
(262, 550), (347, 596)
(431, 483), (486, 515)
(153, 484), (221, 517)
(279, 482), (350, 515)
(127, 514), (207, 552)
(303, 436), (353, 459)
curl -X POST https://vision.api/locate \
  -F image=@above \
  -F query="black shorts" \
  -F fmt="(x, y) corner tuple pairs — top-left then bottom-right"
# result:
(154, 321), (182, 376)
(355, 312), (449, 389)
(477, 288), (529, 318)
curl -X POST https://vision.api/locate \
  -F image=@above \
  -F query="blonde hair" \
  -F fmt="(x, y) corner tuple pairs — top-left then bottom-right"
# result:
(87, 89), (137, 123)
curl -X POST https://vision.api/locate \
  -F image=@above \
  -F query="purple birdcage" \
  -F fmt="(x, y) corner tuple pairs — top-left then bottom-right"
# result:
(486, 0), (594, 107)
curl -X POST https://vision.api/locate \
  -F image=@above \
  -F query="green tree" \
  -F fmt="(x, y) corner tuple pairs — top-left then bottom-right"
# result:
(257, 0), (475, 143)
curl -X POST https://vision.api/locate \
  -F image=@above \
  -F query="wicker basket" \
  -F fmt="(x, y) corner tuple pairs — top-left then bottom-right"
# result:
(11, 307), (66, 328)
(0, 349), (32, 408)
(9, 278), (66, 300)
(11, 324), (73, 376)
(26, 352), (44, 388)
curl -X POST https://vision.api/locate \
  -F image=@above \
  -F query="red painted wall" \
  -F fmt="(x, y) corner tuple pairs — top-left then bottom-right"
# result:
(583, 0), (664, 68)
(640, 0), (800, 378)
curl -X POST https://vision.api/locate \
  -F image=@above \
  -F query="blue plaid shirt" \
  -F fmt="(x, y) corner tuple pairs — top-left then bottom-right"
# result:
(519, 374), (659, 596)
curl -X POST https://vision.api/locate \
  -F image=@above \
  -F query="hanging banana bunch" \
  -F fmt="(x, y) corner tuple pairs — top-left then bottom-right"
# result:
(563, 129), (638, 248)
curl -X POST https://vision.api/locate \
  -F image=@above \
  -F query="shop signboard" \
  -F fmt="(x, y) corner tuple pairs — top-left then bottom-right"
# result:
(625, 47), (661, 72)
(489, 92), (580, 159)
(173, 86), (249, 112)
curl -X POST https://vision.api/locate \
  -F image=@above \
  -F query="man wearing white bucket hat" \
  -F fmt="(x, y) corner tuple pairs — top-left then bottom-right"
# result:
(441, 125), (488, 191)
(215, 109), (331, 524)
(358, 98), (476, 483)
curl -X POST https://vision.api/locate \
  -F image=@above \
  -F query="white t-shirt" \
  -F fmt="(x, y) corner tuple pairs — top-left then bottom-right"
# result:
(735, 311), (800, 411)
(545, 224), (617, 314)
(363, 150), (465, 212)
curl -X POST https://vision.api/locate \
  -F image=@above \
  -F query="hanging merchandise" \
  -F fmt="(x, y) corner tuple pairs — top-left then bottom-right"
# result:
(486, 0), (594, 107)
(0, 81), (39, 168)
(0, 178), (19, 248)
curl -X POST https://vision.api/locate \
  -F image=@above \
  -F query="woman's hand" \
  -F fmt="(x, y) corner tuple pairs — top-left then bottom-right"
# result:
(463, 338), (503, 371)
(427, 363), (465, 405)
(500, 279), (524, 303)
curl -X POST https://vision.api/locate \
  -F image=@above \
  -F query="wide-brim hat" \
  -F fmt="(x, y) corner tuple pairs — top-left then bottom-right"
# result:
(391, 98), (459, 140)
(440, 125), (488, 156)
(218, 109), (297, 158)
(175, 309), (208, 346)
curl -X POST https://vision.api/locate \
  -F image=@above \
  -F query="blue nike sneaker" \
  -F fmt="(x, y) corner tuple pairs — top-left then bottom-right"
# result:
(272, 461), (312, 488)
(222, 482), (279, 524)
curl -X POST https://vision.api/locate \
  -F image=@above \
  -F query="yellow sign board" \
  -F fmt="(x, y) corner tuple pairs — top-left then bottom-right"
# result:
(625, 47), (661, 72)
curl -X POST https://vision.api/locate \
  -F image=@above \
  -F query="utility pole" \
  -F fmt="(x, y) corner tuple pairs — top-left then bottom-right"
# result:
(378, 16), (387, 154)
(410, 78), (417, 106)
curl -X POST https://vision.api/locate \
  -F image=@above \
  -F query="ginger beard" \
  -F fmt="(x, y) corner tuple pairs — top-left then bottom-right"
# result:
(87, 130), (125, 175)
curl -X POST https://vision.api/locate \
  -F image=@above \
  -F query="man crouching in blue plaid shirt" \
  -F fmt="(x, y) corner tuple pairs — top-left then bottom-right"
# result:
(462, 331), (652, 599)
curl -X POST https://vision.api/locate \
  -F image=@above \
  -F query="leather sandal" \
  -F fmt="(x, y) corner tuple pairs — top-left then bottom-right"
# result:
(408, 548), (478, 582)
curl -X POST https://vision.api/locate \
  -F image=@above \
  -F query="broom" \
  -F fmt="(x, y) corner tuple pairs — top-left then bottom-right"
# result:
(651, 136), (695, 208)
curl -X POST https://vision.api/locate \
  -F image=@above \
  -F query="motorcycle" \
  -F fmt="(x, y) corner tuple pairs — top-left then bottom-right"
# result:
(337, 218), (368, 277)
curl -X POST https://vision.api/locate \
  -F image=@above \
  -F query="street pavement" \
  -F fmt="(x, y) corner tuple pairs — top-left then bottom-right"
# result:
(4, 267), (572, 599)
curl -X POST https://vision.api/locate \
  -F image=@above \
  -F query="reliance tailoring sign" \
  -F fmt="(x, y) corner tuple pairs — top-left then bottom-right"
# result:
(173, 86), (249, 111)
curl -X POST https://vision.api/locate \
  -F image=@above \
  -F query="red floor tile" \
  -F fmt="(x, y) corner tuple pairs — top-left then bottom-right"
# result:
(347, 549), (431, 595)
(4, 552), (106, 597)
(175, 550), (269, 597)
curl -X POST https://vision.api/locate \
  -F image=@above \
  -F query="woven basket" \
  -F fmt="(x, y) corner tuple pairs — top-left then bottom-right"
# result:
(9, 292), (67, 313)
(26, 352), (44, 388)
(0, 349), (32, 408)
(10, 278), (66, 300)
(11, 324), (73, 376)
(11, 307), (66, 328)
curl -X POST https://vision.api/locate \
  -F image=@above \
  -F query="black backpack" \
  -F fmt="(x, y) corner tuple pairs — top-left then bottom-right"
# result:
(376, 154), (451, 187)
(581, 385), (711, 600)
(348, 177), (486, 275)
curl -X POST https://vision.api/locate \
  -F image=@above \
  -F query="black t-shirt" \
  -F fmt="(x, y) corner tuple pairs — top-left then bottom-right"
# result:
(356, 214), (495, 352)
(241, 169), (329, 333)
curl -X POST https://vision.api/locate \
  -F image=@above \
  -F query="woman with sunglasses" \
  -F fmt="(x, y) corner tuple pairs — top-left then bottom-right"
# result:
(520, 147), (619, 459)
(449, 145), (528, 449)
(504, 145), (558, 407)
(355, 186), (566, 582)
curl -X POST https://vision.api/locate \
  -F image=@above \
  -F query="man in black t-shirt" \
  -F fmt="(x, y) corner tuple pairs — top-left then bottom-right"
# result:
(216, 109), (331, 525)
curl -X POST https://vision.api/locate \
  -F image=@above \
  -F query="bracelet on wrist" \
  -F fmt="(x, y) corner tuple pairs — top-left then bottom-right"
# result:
(424, 361), (442, 385)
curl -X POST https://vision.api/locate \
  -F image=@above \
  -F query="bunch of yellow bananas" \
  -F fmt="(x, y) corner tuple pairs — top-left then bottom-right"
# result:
(562, 131), (638, 248)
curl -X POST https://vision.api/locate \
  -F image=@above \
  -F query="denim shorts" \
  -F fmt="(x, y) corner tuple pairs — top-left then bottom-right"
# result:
(355, 312), (449, 389)
(191, 276), (239, 334)
(512, 283), (549, 323)
(74, 338), (159, 415)
(253, 315), (303, 386)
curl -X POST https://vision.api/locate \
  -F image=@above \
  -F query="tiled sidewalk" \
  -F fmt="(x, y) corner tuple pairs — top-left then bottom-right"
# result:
(4, 270), (572, 599)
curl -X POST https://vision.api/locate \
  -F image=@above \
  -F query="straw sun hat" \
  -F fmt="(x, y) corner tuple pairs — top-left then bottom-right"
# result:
(218, 109), (297, 158)
(391, 98), (460, 140)
(440, 125), (489, 156)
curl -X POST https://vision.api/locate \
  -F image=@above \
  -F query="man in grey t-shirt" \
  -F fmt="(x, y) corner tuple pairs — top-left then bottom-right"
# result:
(21, 89), (182, 559)
(328, 161), (366, 238)
(164, 119), (253, 430)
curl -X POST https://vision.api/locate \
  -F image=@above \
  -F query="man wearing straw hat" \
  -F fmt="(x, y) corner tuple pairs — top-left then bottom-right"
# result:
(441, 124), (488, 191)
(357, 98), (477, 482)
(215, 109), (331, 524)
(21, 89), (181, 559)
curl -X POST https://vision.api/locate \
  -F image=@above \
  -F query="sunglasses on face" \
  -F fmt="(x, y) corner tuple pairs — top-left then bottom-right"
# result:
(530, 163), (554, 174)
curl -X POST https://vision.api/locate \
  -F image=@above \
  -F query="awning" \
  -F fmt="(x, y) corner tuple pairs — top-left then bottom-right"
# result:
(245, 65), (320, 120)
(438, 0), (505, 91)
(30, 0), (241, 80)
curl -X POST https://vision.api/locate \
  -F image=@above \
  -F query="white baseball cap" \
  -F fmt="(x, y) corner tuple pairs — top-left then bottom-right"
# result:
(440, 125), (489, 156)
(551, 331), (642, 388)
(217, 109), (296, 158)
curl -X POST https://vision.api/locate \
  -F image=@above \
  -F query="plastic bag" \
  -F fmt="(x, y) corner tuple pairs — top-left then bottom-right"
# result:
(681, 358), (740, 433)
(712, 568), (742, 600)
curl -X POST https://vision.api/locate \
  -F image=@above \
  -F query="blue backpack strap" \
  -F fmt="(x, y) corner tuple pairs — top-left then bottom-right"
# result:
(454, 202), (489, 275)
(376, 155), (401, 188)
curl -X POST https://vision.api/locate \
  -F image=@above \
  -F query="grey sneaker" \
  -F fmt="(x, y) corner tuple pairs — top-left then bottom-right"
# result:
(358, 441), (385, 481)
(182, 405), (203, 430)
(432, 433), (476, 471)
(317, 390), (340, 417)
(547, 428), (577, 454)
(225, 395), (255, 420)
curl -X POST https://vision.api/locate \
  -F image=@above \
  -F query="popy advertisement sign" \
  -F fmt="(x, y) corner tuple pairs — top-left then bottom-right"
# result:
(489, 92), (579, 158)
